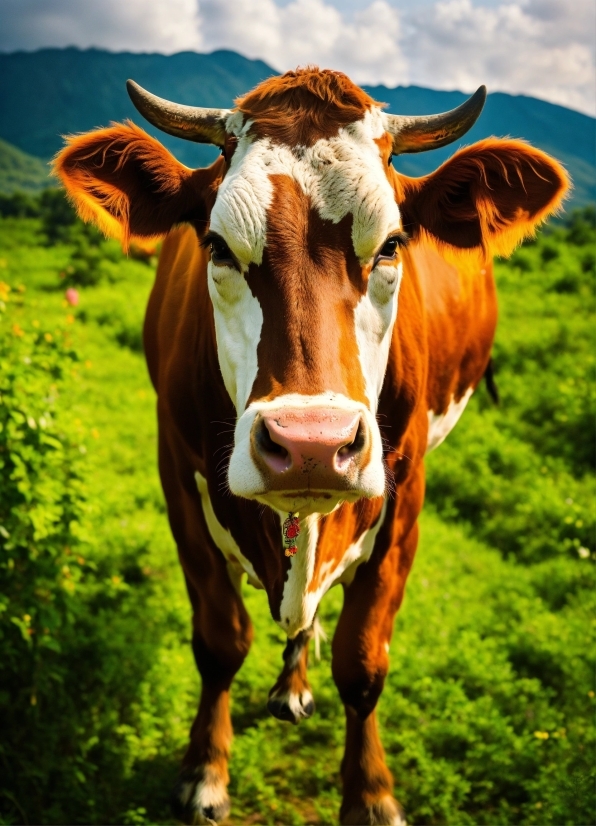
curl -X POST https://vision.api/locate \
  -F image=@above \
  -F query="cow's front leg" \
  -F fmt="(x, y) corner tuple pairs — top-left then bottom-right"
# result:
(267, 625), (315, 723)
(332, 500), (421, 826)
(172, 571), (253, 825)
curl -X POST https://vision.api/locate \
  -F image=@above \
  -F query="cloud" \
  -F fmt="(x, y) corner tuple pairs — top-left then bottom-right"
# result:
(0, 0), (201, 53)
(0, 0), (593, 115)
(198, 0), (407, 86)
(403, 0), (595, 115)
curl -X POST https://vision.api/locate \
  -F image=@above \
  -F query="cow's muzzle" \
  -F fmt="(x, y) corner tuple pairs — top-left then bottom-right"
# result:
(251, 407), (369, 493)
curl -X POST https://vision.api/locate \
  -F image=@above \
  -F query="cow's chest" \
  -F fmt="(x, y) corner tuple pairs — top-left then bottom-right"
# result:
(195, 470), (385, 637)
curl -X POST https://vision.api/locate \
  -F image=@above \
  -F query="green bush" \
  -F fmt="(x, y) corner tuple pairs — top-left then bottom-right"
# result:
(0, 282), (176, 825)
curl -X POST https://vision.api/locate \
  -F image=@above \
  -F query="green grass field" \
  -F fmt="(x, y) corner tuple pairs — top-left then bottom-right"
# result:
(0, 201), (594, 825)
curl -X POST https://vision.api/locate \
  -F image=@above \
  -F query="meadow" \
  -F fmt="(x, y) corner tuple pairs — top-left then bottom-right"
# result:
(0, 193), (594, 826)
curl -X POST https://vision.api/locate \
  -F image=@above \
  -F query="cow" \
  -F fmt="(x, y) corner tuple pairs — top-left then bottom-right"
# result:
(54, 68), (568, 826)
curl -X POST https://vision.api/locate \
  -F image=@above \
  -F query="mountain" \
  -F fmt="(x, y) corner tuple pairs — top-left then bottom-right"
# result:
(0, 47), (593, 206)
(0, 137), (51, 193)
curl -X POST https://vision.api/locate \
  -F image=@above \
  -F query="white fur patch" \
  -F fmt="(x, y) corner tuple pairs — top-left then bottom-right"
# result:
(217, 106), (398, 265)
(271, 688), (314, 720)
(278, 512), (320, 638)
(192, 764), (228, 817)
(195, 470), (263, 590)
(207, 261), (263, 413)
(426, 388), (474, 453)
(354, 260), (402, 410)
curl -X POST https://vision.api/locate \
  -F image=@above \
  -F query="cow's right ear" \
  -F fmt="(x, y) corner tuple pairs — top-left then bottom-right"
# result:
(53, 122), (220, 247)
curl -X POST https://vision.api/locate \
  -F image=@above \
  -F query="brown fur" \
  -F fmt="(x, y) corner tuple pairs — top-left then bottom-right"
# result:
(236, 66), (378, 146)
(53, 69), (569, 825)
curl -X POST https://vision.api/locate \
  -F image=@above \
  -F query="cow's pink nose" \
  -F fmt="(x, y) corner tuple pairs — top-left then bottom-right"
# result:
(254, 408), (365, 479)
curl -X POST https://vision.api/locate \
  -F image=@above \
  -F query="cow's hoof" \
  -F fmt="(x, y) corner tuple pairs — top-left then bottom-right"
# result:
(340, 795), (406, 826)
(171, 765), (231, 825)
(267, 688), (315, 724)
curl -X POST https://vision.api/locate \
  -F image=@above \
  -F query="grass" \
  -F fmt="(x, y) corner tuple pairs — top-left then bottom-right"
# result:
(0, 210), (594, 825)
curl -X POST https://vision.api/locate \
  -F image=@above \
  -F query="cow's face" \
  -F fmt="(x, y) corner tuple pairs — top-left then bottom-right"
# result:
(206, 108), (403, 515)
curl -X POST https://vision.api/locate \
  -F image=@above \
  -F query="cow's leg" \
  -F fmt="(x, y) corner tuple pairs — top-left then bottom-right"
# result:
(332, 472), (423, 826)
(159, 436), (253, 825)
(267, 625), (315, 723)
(172, 569), (253, 825)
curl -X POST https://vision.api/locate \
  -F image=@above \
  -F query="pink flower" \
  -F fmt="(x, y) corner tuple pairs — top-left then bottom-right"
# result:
(65, 288), (79, 307)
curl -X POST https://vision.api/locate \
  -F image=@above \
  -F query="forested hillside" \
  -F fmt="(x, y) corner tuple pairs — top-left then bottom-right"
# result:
(0, 138), (51, 194)
(0, 47), (594, 206)
(0, 190), (593, 825)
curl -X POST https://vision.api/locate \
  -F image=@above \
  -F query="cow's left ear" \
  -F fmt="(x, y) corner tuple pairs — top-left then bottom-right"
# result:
(53, 121), (220, 248)
(398, 139), (570, 257)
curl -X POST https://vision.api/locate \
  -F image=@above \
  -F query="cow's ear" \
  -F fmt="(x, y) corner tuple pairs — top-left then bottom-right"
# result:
(399, 139), (569, 257)
(53, 121), (219, 248)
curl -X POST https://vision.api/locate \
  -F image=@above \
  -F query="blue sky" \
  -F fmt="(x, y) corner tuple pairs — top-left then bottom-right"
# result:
(0, 0), (594, 114)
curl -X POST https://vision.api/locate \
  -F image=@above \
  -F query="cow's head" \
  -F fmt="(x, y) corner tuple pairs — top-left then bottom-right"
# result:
(55, 69), (568, 519)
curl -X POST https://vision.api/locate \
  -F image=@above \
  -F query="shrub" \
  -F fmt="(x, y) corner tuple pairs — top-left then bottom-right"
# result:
(0, 283), (167, 825)
(0, 281), (88, 821)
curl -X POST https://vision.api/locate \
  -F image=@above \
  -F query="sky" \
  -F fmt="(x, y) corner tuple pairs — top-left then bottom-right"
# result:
(0, 0), (594, 116)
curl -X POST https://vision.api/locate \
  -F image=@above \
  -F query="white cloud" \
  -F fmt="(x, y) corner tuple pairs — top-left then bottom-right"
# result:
(0, 0), (594, 115)
(403, 0), (595, 115)
(0, 0), (201, 53)
(198, 0), (407, 86)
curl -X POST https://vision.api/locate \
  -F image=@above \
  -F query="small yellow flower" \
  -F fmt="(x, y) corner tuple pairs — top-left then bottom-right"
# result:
(32, 320), (40, 328)
(66, 314), (75, 324)
(44, 332), (53, 342)
(85, 360), (93, 369)
(12, 323), (23, 337)
(534, 731), (549, 739)
(91, 428), (99, 439)
(0, 281), (10, 299)
(23, 614), (31, 624)
(588, 691), (595, 698)
(111, 575), (122, 585)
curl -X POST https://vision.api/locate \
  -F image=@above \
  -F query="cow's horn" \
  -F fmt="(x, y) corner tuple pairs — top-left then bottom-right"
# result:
(385, 86), (487, 154)
(126, 79), (230, 146)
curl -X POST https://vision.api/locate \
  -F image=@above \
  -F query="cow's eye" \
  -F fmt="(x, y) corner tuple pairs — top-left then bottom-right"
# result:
(377, 237), (399, 261)
(211, 238), (234, 264)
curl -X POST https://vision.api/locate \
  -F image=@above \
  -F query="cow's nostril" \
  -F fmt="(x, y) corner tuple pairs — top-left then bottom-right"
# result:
(256, 419), (289, 460)
(336, 420), (366, 464)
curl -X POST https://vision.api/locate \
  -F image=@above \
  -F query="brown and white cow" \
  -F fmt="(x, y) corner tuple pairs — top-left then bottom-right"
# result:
(55, 68), (567, 825)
